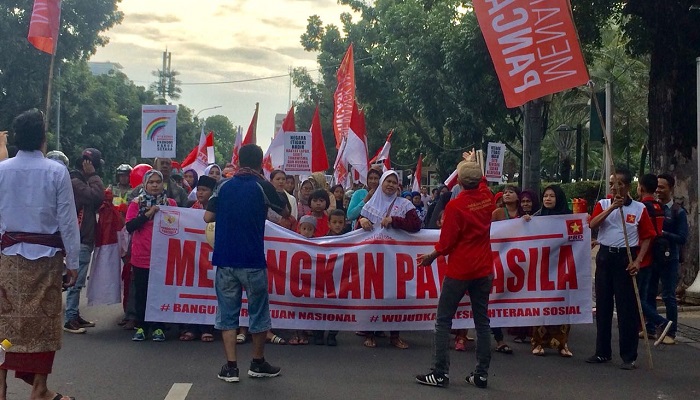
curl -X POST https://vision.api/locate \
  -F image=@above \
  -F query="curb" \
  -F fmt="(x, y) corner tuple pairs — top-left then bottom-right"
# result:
(663, 306), (700, 313)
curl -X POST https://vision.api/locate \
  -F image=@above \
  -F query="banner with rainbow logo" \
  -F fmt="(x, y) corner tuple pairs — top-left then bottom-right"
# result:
(141, 105), (178, 158)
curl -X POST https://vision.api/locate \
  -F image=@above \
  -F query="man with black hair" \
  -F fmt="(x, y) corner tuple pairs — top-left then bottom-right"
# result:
(586, 167), (656, 370)
(650, 173), (689, 345)
(204, 144), (289, 382)
(0, 109), (81, 400)
(64, 148), (105, 333)
(127, 158), (188, 206)
(635, 174), (673, 346)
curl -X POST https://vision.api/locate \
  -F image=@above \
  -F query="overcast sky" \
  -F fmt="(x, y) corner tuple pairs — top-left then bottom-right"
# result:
(92, 0), (349, 150)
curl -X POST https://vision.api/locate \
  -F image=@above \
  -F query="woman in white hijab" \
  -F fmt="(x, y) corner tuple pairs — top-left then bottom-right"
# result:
(358, 170), (421, 349)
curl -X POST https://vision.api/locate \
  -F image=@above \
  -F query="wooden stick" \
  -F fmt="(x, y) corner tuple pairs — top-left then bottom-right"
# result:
(591, 87), (653, 369)
(44, 52), (56, 133)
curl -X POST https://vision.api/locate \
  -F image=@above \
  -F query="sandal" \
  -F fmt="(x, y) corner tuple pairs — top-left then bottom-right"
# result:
(455, 337), (467, 352)
(179, 331), (196, 341)
(236, 333), (247, 344)
(513, 336), (527, 344)
(201, 333), (214, 342)
(52, 394), (76, 400)
(559, 345), (573, 358)
(532, 345), (545, 356)
(298, 334), (309, 345)
(363, 336), (376, 348)
(267, 334), (286, 345)
(495, 344), (513, 354)
(390, 336), (409, 349)
(288, 336), (300, 345)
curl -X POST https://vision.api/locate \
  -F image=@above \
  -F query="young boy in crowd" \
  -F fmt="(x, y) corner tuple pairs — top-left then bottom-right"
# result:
(290, 215), (317, 345)
(309, 189), (330, 237)
(312, 209), (346, 346)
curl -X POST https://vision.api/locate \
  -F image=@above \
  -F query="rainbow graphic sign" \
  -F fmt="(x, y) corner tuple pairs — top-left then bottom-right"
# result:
(145, 117), (170, 141)
(142, 105), (178, 158)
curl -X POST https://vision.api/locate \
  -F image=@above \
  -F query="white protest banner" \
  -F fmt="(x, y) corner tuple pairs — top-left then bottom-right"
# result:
(283, 132), (312, 174)
(485, 142), (506, 183)
(141, 105), (177, 158)
(146, 207), (592, 330)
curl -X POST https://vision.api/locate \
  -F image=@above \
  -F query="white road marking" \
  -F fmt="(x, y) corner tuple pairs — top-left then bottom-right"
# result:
(164, 383), (192, 400)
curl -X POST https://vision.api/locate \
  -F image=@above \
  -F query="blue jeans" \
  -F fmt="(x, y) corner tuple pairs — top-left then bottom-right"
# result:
(636, 267), (667, 331)
(215, 267), (271, 334)
(65, 243), (93, 322)
(432, 275), (493, 377)
(646, 260), (679, 337)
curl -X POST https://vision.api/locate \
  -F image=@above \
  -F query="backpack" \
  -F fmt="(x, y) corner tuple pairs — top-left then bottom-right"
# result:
(642, 199), (672, 265)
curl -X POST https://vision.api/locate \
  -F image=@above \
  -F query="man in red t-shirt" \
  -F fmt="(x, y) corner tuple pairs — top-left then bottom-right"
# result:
(586, 167), (656, 370)
(415, 151), (495, 390)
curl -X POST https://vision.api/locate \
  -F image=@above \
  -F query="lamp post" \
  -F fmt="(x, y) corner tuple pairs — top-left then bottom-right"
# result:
(195, 105), (222, 129)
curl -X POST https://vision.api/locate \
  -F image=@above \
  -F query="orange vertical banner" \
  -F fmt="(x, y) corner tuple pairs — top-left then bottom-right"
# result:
(472, 0), (589, 108)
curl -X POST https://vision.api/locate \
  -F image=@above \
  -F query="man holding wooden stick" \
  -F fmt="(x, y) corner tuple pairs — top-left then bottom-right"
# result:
(587, 167), (656, 370)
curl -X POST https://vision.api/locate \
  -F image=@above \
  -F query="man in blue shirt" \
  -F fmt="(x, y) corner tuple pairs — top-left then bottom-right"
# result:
(204, 144), (288, 382)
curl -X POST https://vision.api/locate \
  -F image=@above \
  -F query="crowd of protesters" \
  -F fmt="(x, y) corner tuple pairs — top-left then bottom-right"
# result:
(0, 109), (689, 397)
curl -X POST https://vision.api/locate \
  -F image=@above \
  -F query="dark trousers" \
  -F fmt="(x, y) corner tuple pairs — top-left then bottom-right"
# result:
(134, 266), (164, 333)
(595, 248), (639, 363)
(646, 260), (679, 337)
(433, 275), (493, 377)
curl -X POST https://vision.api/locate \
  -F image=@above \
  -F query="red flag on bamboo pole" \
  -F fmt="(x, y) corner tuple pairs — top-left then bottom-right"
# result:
(242, 103), (259, 145)
(333, 44), (355, 148)
(28, 0), (62, 54)
(369, 130), (393, 172)
(309, 105), (329, 172)
(411, 154), (423, 192)
(472, 0), (589, 108)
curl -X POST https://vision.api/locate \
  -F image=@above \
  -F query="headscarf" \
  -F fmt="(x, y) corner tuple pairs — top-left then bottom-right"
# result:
(401, 191), (412, 199)
(361, 170), (415, 224)
(520, 189), (540, 215)
(537, 185), (572, 216)
(134, 170), (169, 214)
(203, 164), (221, 180)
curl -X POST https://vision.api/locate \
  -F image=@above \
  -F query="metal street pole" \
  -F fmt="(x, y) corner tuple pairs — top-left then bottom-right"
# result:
(575, 123), (582, 181)
(195, 105), (222, 130)
(686, 57), (700, 303)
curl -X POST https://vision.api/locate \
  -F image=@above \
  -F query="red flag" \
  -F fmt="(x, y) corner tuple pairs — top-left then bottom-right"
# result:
(28, 0), (62, 55)
(333, 44), (355, 148)
(335, 101), (368, 187)
(309, 105), (329, 172)
(444, 168), (458, 190)
(181, 131), (213, 171)
(472, 1), (589, 108)
(263, 105), (295, 175)
(369, 130), (393, 171)
(231, 126), (242, 167)
(412, 154), (423, 192)
(242, 103), (258, 145)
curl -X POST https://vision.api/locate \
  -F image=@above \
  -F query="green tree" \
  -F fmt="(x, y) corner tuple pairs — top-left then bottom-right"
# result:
(204, 114), (237, 164)
(0, 0), (122, 129)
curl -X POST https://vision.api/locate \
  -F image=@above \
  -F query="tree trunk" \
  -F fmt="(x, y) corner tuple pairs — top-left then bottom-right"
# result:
(522, 99), (546, 192)
(635, 2), (699, 290)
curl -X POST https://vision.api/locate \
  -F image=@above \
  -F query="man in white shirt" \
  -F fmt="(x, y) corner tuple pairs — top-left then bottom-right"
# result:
(0, 109), (81, 400)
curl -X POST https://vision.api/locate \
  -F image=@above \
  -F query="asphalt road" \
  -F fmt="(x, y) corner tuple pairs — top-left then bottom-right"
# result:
(6, 298), (700, 400)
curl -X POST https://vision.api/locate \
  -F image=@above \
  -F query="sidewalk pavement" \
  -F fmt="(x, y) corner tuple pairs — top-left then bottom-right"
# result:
(677, 308), (700, 349)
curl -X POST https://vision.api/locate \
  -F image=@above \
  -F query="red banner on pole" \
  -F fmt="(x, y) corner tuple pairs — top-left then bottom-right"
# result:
(28, 0), (62, 55)
(333, 44), (355, 148)
(472, 0), (589, 108)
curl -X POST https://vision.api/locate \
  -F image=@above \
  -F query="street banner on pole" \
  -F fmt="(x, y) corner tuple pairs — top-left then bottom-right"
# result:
(283, 132), (312, 174)
(141, 105), (177, 158)
(472, 0), (590, 108)
(147, 207), (592, 330)
(485, 142), (506, 182)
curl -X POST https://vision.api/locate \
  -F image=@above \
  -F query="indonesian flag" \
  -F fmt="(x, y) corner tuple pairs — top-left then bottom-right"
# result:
(369, 130), (393, 172)
(28, 0), (62, 55)
(243, 104), (258, 145)
(412, 154), (423, 193)
(334, 101), (368, 188)
(230, 125), (243, 167)
(310, 105), (329, 172)
(444, 168), (459, 190)
(333, 43), (355, 148)
(87, 190), (124, 306)
(263, 105), (295, 175)
(181, 129), (214, 175)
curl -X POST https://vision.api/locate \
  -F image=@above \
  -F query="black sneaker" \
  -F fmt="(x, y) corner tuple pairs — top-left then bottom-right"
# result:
(76, 316), (95, 328)
(63, 319), (86, 334)
(620, 361), (636, 370)
(415, 371), (449, 387)
(248, 361), (281, 378)
(585, 355), (611, 364)
(466, 372), (488, 389)
(218, 364), (239, 382)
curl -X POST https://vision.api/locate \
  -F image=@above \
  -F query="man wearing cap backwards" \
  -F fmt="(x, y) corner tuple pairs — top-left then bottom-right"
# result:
(415, 150), (496, 390)
(0, 109), (81, 400)
(64, 148), (105, 334)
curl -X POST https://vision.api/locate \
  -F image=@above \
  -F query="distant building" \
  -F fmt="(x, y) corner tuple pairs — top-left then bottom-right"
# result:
(274, 113), (286, 135)
(88, 61), (123, 76)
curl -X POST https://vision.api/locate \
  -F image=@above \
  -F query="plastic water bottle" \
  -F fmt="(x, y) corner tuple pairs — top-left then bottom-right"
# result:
(0, 339), (11, 366)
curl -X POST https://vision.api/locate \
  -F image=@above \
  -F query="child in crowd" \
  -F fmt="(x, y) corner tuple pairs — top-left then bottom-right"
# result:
(289, 215), (317, 345)
(412, 191), (426, 223)
(309, 189), (330, 237)
(312, 209), (346, 346)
